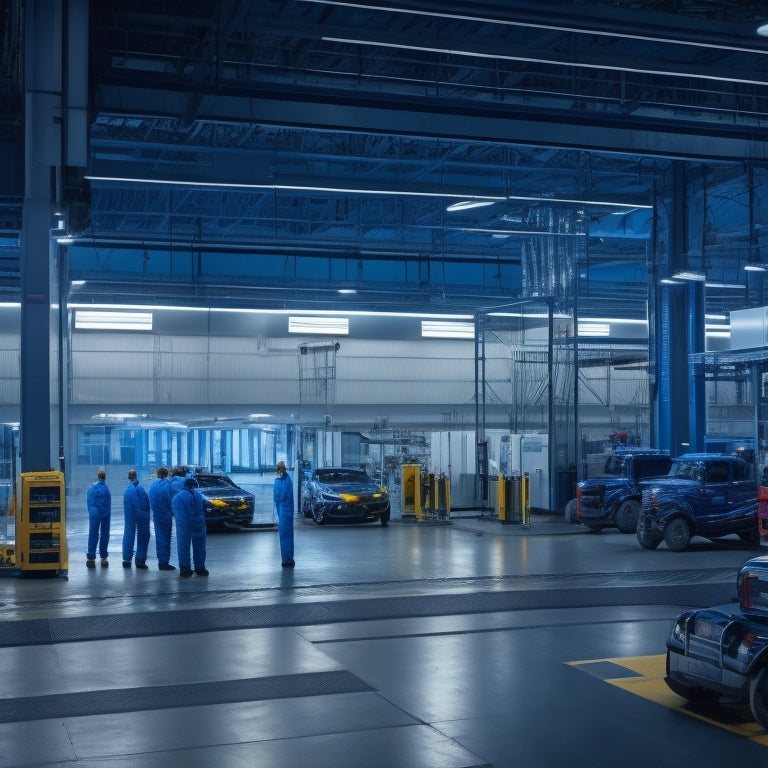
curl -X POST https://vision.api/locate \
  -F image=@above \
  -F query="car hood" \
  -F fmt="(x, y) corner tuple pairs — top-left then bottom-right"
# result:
(317, 481), (384, 495)
(197, 487), (253, 500)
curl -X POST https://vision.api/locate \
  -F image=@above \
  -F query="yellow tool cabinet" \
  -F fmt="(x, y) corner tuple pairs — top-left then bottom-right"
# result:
(18, 471), (68, 577)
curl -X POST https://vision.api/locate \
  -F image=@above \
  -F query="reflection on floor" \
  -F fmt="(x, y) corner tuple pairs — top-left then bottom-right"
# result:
(0, 510), (765, 767)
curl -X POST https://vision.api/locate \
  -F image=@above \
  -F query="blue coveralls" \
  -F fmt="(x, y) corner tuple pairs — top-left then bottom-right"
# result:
(149, 476), (174, 567)
(273, 471), (294, 563)
(86, 480), (111, 561)
(123, 480), (151, 565)
(169, 474), (186, 498)
(172, 487), (206, 571)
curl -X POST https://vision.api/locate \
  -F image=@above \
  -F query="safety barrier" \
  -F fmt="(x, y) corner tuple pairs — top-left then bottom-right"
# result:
(401, 464), (451, 521)
(497, 473), (530, 526)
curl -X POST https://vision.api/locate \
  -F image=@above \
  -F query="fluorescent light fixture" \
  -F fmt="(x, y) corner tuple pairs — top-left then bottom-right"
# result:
(288, 316), (349, 335)
(75, 310), (153, 330)
(91, 412), (146, 421)
(337, 288), (357, 294)
(56, 236), (75, 244)
(85, 176), (648, 211)
(758, 24), (768, 37)
(322, 36), (768, 88)
(577, 322), (610, 337)
(660, 278), (682, 285)
(446, 199), (496, 212)
(672, 271), (706, 281)
(744, 264), (768, 272)
(304, 1), (768, 57)
(421, 320), (475, 339)
(70, 280), (86, 287)
(463, 227), (584, 237)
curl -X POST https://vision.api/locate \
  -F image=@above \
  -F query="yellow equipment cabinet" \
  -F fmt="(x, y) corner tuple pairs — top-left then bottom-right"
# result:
(18, 471), (68, 577)
(401, 464), (421, 519)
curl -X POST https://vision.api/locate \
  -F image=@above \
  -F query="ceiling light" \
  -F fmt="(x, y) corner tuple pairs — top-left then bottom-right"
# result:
(307, 1), (768, 56)
(75, 310), (153, 330)
(672, 271), (706, 281)
(446, 200), (496, 212)
(744, 264), (767, 272)
(323, 36), (768, 88)
(288, 316), (349, 335)
(758, 24), (768, 37)
(577, 322), (610, 337)
(337, 288), (357, 294)
(85, 176), (647, 212)
(421, 320), (474, 339)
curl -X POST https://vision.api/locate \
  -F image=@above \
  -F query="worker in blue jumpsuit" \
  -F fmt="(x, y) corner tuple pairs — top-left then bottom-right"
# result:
(172, 476), (208, 577)
(273, 460), (295, 568)
(86, 469), (111, 568)
(169, 465), (188, 498)
(149, 466), (175, 571)
(122, 469), (151, 569)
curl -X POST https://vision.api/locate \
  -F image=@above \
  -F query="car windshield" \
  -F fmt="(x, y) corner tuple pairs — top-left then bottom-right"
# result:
(668, 461), (705, 481)
(316, 469), (369, 484)
(195, 475), (238, 490)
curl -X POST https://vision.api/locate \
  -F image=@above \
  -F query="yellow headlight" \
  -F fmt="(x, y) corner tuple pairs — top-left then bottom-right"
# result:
(339, 493), (359, 502)
(209, 499), (228, 507)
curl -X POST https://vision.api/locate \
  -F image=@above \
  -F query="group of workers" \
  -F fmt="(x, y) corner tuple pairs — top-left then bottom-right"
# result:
(85, 462), (295, 574)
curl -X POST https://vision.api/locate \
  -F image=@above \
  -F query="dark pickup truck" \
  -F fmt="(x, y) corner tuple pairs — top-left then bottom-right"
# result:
(636, 452), (759, 551)
(576, 450), (672, 533)
(666, 555), (768, 728)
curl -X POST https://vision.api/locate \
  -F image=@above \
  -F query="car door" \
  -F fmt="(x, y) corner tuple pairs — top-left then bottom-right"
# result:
(727, 459), (758, 530)
(692, 460), (732, 537)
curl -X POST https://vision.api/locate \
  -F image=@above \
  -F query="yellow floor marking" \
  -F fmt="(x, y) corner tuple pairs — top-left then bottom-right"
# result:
(569, 654), (768, 744)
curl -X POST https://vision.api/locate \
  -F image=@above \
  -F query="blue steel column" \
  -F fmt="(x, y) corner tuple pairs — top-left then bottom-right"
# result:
(656, 281), (688, 455)
(21, 0), (87, 473)
(687, 279), (706, 453)
(21, 2), (62, 472)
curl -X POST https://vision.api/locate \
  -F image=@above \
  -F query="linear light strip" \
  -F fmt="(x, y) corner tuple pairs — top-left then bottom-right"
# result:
(421, 320), (475, 339)
(69, 302), (474, 320)
(84, 176), (649, 211)
(75, 310), (153, 330)
(302, 0), (768, 56)
(288, 316), (349, 334)
(323, 36), (768, 88)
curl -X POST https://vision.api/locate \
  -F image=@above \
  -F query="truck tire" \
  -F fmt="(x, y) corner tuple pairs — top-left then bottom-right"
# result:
(615, 500), (640, 534)
(664, 517), (691, 552)
(750, 667), (768, 729)
(637, 518), (662, 550)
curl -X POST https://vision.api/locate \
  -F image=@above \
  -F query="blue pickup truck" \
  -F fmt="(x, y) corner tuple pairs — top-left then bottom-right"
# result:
(576, 449), (672, 533)
(636, 453), (759, 551)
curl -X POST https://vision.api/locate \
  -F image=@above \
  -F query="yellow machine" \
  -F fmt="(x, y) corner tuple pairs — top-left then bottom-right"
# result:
(497, 472), (530, 526)
(401, 464), (451, 521)
(16, 471), (68, 577)
(401, 464), (421, 519)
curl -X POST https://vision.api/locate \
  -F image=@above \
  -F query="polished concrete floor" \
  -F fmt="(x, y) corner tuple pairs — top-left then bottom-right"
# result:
(1, 500), (768, 768)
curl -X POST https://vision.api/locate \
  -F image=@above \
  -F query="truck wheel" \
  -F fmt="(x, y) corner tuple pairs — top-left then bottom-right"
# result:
(739, 530), (760, 544)
(750, 667), (768, 729)
(637, 518), (662, 550)
(615, 500), (640, 534)
(564, 498), (578, 523)
(664, 518), (691, 552)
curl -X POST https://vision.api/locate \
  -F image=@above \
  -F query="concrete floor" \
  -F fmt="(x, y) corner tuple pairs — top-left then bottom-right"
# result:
(1, 499), (767, 768)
